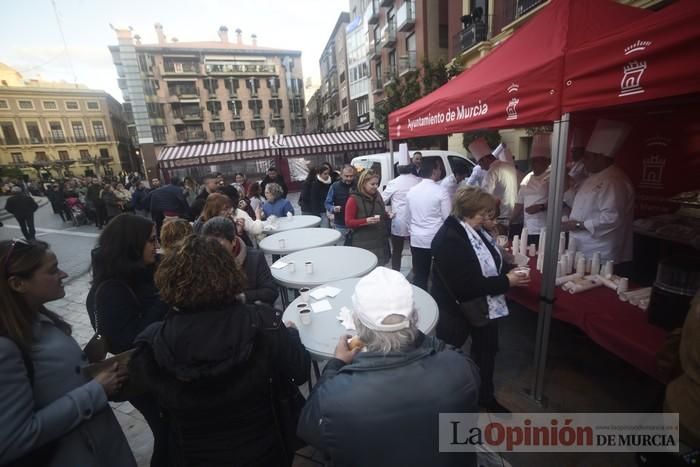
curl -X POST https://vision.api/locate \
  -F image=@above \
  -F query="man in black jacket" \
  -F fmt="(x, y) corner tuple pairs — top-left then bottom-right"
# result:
(142, 177), (189, 235)
(298, 267), (480, 467)
(5, 186), (39, 240)
(259, 167), (288, 198)
(324, 165), (356, 242)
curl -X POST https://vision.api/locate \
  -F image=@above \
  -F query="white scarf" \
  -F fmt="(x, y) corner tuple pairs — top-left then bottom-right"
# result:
(460, 220), (509, 320)
(317, 175), (331, 185)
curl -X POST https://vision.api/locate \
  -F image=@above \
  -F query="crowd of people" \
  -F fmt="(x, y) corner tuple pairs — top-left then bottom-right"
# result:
(1, 120), (697, 466)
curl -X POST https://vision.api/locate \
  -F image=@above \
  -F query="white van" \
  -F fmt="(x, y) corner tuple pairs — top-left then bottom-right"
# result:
(351, 150), (476, 190)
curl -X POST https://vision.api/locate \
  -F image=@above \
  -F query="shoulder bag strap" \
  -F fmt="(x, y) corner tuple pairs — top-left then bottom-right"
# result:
(93, 280), (142, 334)
(432, 257), (461, 306)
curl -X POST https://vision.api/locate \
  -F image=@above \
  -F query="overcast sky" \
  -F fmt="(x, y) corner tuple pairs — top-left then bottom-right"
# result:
(0, 0), (348, 102)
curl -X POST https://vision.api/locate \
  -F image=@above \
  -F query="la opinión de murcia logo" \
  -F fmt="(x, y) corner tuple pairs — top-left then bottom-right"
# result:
(620, 40), (652, 97)
(506, 83), (520, 120)
(640, 136), (669, 190)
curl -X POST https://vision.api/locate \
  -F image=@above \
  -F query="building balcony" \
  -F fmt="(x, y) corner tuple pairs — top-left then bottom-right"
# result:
(384, 65), (398, 86)
(367, 41), (381, 62)
(397, 0), (416, 32)
(367, 0), (380, 24)
(453, 21), (488, 54)
(162, 63), (200, 76)
(381, 20), (397, 49)
(517, 0), (547, 17)
(176, 130), (206, 142)
(205, 63), (277, 75)
(398, 51), (417, 76)
(168, 87), (200, 100)
(173, 108), (204, 121)
(372, 77), (384, 93)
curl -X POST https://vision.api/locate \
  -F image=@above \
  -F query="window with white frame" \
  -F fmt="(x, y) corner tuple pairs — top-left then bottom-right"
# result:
(49, 121), (65, 142)
(92, 121), (107, 140)
(18, 100), (34, 110)
(72, 121), (86, 141)
(0, 100), (8, 109)
(42, 101), (58, 110)
(86, 101), (100, 110)
(65, 101), (79, 110)
(11, 152), (24, 163)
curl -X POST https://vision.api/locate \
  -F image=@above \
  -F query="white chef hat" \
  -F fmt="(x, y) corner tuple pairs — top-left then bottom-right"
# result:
(492, 143), (505, 161)
(503, 146), (515, 163)
(585, 119), (632, 158)
(468, 137), (492, 161)
(531, 133), (552, 159)
(397, 143), (409, 166)
(352, 267), (414, 332)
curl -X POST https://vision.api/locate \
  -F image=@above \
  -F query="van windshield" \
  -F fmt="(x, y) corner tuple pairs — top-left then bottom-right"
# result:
(352, 159), (383, 185)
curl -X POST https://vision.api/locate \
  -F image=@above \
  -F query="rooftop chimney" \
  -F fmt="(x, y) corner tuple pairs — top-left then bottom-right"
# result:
(251, 33), (257, 47)
(154, 23), (166, 45)
(218, 25), (229, 43)
(235, 28), (242, 44)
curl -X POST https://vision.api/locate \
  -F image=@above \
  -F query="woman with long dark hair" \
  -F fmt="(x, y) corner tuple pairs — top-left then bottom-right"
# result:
(0, 239), (135, 466)
(87, 213), (170, 466)
(130, 235), (310, 466)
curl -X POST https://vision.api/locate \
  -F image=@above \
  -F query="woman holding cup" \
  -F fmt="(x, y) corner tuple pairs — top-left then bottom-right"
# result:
(344, 170), (391, 265)
(431, 186), (529, 413)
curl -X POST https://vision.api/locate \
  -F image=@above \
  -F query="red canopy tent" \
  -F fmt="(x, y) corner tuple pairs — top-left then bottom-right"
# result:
(562, 0), (700, 114)
(387, 0), (700, 403)
(387, 0), (650, 139)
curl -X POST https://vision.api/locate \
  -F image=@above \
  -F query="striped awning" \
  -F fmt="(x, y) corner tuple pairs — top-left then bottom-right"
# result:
(157, 129), (386, 168)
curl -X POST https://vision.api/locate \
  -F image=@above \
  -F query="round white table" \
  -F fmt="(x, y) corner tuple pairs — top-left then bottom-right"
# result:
(283, 277), (439, 360)
(271, 246), (377, 289)
(264, 215), (321, 234)
(259, 228), (341, 255)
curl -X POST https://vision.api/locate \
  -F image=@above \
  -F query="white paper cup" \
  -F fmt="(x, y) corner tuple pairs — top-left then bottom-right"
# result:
(304, 261), (313, 274)
(278, 238), (286, 249)
(515, 266), (531, 279)
(299, 287), (310, 302)
(299, 308), (312, 325)
(496, 235), (508, 247)
(287, 261), (295, 273)
(374, 214), (380, 220)
(527, 244), (537, 257)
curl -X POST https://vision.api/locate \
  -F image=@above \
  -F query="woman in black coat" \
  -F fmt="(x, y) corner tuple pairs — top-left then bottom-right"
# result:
(431, 186), (529, 413)
(86, 213), (170, 467)
(300, 165), (333, 227)
(130, 234), (310, 467)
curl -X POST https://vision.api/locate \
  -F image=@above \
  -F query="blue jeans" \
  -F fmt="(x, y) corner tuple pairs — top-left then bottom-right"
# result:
(334, 224), (349, 245)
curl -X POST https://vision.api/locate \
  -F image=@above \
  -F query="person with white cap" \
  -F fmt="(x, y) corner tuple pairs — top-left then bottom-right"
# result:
(382, 144), (421, 271)
(297, 267), (480, 467)
(562, 119), (634, 265)
(405, 158), (451, 290)
(510, 133), (552, 243)
(468, 137), (519, 221)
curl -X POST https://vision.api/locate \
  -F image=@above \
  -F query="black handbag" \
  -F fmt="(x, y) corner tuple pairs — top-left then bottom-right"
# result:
(433, 259), (490, 328)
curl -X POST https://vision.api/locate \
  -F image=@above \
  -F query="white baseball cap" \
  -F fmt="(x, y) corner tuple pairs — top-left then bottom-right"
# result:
(352, 267), (414, 332)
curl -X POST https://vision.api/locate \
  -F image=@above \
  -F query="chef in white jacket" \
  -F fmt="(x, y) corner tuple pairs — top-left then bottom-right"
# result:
(382, 143), (421, 271)
(469, 137), (519, 220)
(510, 133), (551, 244)
(562, 119), (635, 264)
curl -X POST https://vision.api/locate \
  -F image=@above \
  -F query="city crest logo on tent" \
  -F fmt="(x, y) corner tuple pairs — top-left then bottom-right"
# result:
(506, 83), (520, 120)
(619, 40), (651, 97)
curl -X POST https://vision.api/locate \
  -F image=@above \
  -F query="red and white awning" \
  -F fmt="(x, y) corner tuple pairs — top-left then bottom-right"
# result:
(157, 129), (386, 168)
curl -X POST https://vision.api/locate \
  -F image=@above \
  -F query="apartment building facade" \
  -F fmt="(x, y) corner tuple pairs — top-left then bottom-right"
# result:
(319, 12), (353, 132)
(109, 25), (306, 178)
(347, 0), (373, 129)
(0, 64), (133, 179)
(368, 0), (450, 104)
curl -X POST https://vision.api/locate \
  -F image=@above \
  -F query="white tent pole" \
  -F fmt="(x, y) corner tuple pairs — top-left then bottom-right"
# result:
(531, 113), (570, 403)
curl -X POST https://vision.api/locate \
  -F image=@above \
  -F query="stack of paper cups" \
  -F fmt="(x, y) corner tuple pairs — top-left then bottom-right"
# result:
(538, 228), (546, 255)
(567, 236), (576, 254)
(562, 254), (571, 275)
(576, 257), (586, 276)
(558, 232), (566, 256)
(618, 277), (629, 294)
(603, 260), (614, 279)
(591, 252), (601, 277)
(512, 235), (520, 256)
(556, 260), (563, 278)
(520, 228), (528, 258)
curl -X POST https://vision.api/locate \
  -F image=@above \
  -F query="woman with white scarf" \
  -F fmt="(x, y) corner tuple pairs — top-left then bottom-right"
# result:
(431, 186), (529, 413)
(299, 165), (333, 227)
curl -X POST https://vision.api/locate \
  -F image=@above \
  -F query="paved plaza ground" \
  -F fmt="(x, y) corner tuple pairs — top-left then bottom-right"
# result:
(2, 195), (664, 466)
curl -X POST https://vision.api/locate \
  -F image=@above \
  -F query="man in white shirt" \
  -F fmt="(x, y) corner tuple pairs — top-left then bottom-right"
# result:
(510, 133), (551, 243)
(440, 159), (471, 202)
(406, 159), (451, 290)
(562, 119), (634, 265)
(469, 138), (519, 220)
(382, 164), (421, 271)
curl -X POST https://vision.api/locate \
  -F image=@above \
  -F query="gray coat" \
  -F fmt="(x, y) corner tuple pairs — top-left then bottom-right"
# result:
(0, 314), (136, 466)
